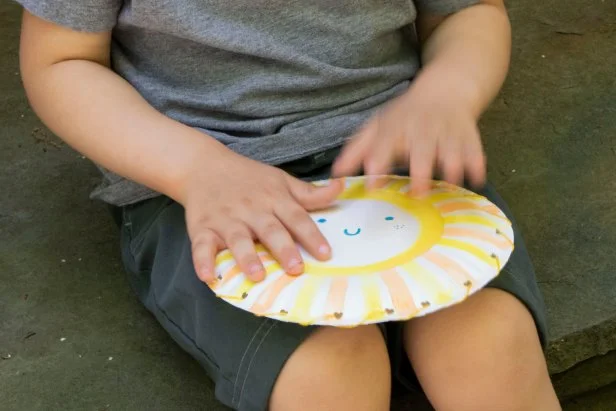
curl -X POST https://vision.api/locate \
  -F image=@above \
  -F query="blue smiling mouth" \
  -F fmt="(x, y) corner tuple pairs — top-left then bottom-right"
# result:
(343, 228), (362, 236)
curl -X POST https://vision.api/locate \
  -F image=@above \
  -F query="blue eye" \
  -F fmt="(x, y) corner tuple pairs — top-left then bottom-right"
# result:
(385, 216), (394, 221)
(317, 218), (327, 223)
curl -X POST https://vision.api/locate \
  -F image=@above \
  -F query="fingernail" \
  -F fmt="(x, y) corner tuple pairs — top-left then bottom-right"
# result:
(287, 258), (303, 271)
(249, 265), (263, 275)
(318, 244), (330, 256)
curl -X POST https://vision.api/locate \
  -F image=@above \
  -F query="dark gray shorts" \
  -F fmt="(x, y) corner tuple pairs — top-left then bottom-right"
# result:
(116, 150), (548, 411)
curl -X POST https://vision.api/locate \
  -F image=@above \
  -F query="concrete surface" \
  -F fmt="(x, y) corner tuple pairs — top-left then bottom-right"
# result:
(1, 0), (615, 409)
(483, 0), (616, 376)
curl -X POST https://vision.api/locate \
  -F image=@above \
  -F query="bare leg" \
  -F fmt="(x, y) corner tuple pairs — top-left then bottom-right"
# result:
(404, 288), (560, 411)
(270, 325), (391, 411)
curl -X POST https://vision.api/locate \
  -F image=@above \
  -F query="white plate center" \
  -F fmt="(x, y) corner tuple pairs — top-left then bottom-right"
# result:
(303, 199), (421, 267)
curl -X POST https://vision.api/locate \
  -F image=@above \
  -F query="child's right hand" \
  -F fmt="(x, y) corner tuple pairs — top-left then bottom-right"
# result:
(180, 150), (344, 284)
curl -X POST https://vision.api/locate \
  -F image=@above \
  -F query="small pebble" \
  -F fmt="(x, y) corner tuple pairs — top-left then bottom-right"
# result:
(541, 54), (546, 58)
(81, 156), (86, 159)
(511, 169), (516, 173)
(108, 356), (113, 361)
(20, 114), (24, 118)
(61, 259), (66, 263)
(1, 354), (12, 360)
(60, 337), (66, 342)
(78, 258), (82, 261)
(78, 355), (82, 358)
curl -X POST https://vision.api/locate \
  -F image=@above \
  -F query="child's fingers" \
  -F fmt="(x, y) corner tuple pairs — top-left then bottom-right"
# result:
(410, 138), (437, 196)
(331, 121), (377, 177)
(251, 215), (304, 275)
(287, 176), (344, 211)
(439, 135), (464, 187)
(220, 223), (266, 282)
(363, 122), (396, 188)
(276, 201), (331, 261)
(190, 228), (224, 283)
(464, 128), (487, 188)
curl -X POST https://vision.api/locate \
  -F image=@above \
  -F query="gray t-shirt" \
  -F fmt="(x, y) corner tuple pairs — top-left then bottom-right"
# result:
(18, 0), (477, 206)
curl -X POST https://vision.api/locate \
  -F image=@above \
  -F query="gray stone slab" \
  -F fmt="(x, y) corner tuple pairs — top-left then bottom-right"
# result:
(562, 381), (616, 411)
(1, 0), (615, 409)
(553, 350), (616, 401)
(482, 0), (616, 374)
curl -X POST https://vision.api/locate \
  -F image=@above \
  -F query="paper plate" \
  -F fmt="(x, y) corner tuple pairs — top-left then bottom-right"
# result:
(210, 176), (514, 327)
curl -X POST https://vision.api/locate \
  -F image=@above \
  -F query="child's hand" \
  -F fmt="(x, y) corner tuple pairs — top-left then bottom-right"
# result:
(181, 150), (344, 284)
(332, 73), (486, 195)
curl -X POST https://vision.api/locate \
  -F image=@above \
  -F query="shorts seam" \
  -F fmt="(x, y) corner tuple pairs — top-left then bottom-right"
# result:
(232, 318), (271, 405)
(150, 286), (224, 380)
(237, 320), (279, 409)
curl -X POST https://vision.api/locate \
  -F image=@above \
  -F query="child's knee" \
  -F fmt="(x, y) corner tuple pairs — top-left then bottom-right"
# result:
(405, 289), (556, 410)
(270, 325), (391, 411)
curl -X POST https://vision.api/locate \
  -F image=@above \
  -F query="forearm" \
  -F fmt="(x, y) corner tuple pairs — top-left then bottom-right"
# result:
(22, 60), (228, 203)
(415, 3), (511, 118)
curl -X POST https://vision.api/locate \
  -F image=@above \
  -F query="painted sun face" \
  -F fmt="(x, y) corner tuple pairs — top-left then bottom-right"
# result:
(305, 199), (420, 267)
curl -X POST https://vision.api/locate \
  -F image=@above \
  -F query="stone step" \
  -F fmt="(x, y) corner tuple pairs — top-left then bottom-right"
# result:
(2, 0), (615, 409)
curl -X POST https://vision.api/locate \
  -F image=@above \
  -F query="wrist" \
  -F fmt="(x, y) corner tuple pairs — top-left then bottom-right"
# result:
(409, 63), (484, 119)
(160, 127), (233, 205)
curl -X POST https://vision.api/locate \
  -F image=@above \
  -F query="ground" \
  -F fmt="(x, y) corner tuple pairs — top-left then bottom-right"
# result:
(1, 0), (615, 409)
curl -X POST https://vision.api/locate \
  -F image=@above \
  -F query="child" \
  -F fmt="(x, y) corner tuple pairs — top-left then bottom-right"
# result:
(18, 0), (561, 410)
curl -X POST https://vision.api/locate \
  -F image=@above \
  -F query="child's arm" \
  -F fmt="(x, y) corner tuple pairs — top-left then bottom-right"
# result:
(21, 11), (342, 281)
(333, 0), (511, 194)
(20, 11), (225, 203)
(416, 0), (511, 123)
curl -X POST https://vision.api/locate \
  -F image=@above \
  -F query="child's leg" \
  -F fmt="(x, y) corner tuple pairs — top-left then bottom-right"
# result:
(271, 325), (391, 411)
(403, 288), (560, 411)
(120, 196), (390, 411)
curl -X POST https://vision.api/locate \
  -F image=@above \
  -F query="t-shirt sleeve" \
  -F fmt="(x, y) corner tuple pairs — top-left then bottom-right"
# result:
(16, 0), (122, 32)
(414, 0), (481, 15)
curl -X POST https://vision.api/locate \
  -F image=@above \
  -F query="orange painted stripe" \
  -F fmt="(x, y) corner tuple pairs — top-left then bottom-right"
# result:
(436, 201), (505, 218)
(424, 251), (474, 286)
(481, 204), (503, 215)
(324, 277), (348, 318)
(213, 254), (279, 290)
(212, 265), (243, 290)
(381, 269), (418, 316)
(250, 273), (296, 315)
(443, 227), (512, 249)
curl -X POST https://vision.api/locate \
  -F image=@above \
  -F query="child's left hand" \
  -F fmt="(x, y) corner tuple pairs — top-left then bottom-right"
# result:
(332, 72), (486, 196)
